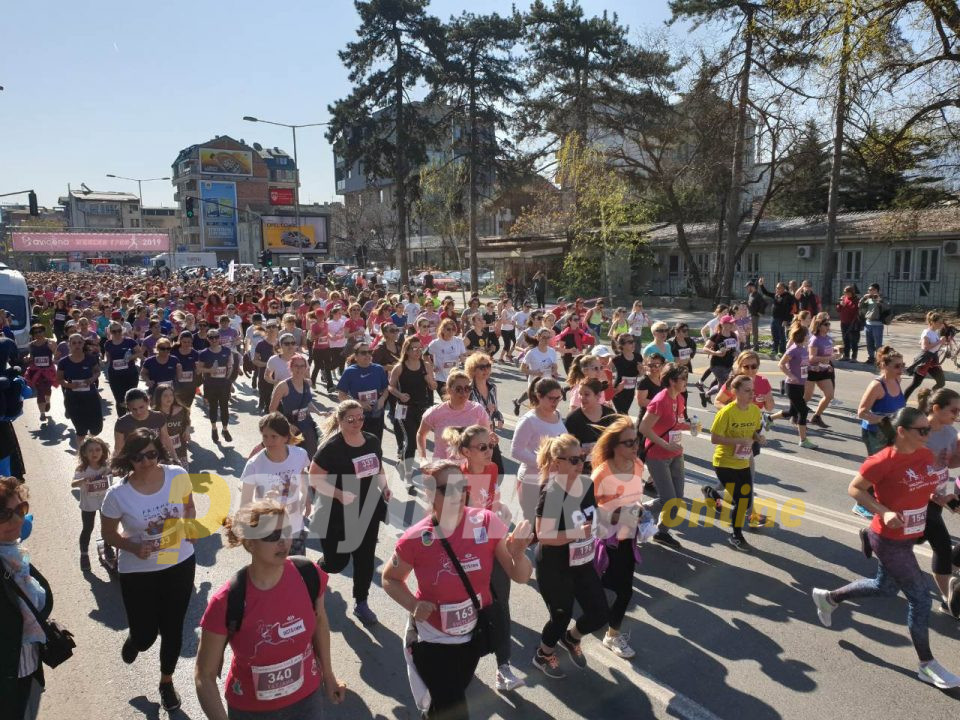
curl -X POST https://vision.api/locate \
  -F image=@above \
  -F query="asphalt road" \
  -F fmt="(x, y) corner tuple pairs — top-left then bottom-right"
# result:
(11, 314), (960, 720)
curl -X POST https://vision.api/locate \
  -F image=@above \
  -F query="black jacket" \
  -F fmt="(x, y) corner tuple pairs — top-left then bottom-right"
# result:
(760, 286), (796, 322)
(746, 290), (767, 316)
(1, 561), (52, 716)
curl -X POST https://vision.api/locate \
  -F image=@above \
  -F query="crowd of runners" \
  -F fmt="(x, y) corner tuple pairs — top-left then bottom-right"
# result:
(1, 268), (959, 720)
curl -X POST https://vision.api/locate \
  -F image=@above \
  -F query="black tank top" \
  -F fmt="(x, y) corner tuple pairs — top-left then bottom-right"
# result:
(399, 361), (432, 407)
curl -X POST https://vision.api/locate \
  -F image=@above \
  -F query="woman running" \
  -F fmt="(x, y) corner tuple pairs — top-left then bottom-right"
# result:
(514, 326), (560, 415)
(427, 319), (467, 399)
(811, 407), (960, 689)
(635, 354), (665, 424)
(805, 314), (838, 428)
(23, 324), (58, 425)
(195, 500), (346, 719)
(382, 460), (532, 719)
(418, 370), (489, 463)
(153, 384), (190, 469)
(388, 336), (437, 491)
(610, 333), (642, 414)
(627, 300), (649, 341)
(564, 377), (617, 475)
(669, 322), (697, 418)
(197, 329), (234, 444)
(555, 313), (594, 374)
(497, 298), (517, 364)
(57, 332), (104, 447)
(465, 352), (505, 475)
(904, 311), (947, 400)
(103, 322), (141, 417)
(638, 363), (689, 549)
(698, 315), (738, 407)
(270, 353), (322, 459)
(642, 321), (674, 361)
(769, 325), (817, 449)
(511, 378), (567, 526)
(533, 434), (609, 678)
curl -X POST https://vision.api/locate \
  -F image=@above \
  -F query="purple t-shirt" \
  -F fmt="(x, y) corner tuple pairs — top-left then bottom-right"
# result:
(808, 335), (834, 370)
(784, 343), (809, 385)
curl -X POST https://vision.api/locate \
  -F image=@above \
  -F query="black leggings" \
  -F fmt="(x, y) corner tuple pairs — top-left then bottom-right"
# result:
(118, 556), (196, 676)
(108, 372), (139, 416)
(781, 382), (809, 426)
(715, 466), (753, 538)
(600, 538), (636, 630)
(904, 366), (945, 400)
(489, 560), (513, 665)
(80, 510), (97, 552)
(319, 519), (380, 602)
(501, 329), (516, 354)
(205, 384), (230, 425)
(257, 371), (273, 412)
(535, 554), (609, 648)
(923, 503), (960, 575)
(411, 639), (481, 720)
(398, 405), (427, 483)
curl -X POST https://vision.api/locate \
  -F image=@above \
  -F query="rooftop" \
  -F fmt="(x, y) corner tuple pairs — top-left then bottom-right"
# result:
(61, 189), (140, 203)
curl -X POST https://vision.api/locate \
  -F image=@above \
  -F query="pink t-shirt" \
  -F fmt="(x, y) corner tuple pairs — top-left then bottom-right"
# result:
(752, 375), (773, 408)
(395, 507), (508, 636)
(644, 389), (686, 460)
(200, 560), (328, 712)
(420, 401), (490, 459)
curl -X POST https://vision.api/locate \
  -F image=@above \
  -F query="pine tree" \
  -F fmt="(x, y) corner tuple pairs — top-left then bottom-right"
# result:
(768, 120), (831, 216)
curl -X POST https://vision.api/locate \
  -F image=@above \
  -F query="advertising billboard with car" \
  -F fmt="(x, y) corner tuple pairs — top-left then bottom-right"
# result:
(261, 215), (328, 254)
(199, 148), (253, 176)
(200, 181), (238, 249)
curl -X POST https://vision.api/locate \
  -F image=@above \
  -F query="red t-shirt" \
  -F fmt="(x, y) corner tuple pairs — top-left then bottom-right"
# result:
(862, 447), (939, 540)
(462, 461), (499, 511)
(204, 303), (226, 325)
(237, 303), (256, 323)
(310, 321), (329, 349)
(644, 389), (685, 460)
(395, 507), (507, 636)
(345, 318), (366, 340)
(751, 375), (772, 408)
(199, 559), (328, 712)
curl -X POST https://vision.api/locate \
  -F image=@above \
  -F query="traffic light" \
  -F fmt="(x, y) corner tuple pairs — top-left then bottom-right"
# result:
(185, 196), (195, 218)
(258, 250), (273, 267)
(28, 191), (38, 216)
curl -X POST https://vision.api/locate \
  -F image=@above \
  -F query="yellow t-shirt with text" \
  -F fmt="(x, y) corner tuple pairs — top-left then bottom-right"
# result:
(710, 401), (761, 470)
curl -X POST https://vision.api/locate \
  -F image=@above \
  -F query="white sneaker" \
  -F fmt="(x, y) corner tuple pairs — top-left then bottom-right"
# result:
(495, 663), (524, 691)
(811, 588), (836, 628)
(602, 631), (636, 659)
(918, 659), (960, 689)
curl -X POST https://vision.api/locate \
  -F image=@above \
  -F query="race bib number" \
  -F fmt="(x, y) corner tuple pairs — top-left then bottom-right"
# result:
(211, 367), (227, 378)
(440, 598), (477, 635)
(799, 365), (808, 379)
(668, 430), (682, 445)
(251, 651), (306, 702)
(734, 443), (753, 460)
(72, 380), (91, 391)
(622, 377), (637, 390)
(754, 394), (765, 404)
(352, 453), (380, 479)
(395, 404), (408, 420)
(112, 359), (128, 371)
(902, 506), (927, 536)
(34, 356), (50, 367)
(180, 371), (193, 382)
(358, 390), (378, 405)
(568, 538), (596, 567)
(295, 408), (308, 421)
(86, 476), (109, 493)
(679, 348), (692, 359)
(443, 360), (456, 370)
(724, 338), (738, 349)
(169, 434), (182, 449)
(54, 313), (66, 321)
(502, 324), (514, 331)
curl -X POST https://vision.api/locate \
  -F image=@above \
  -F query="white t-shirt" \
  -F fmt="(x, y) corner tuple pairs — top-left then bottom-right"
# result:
(922, 328), (942, 351)
(628, 311), (648, 336)
(427, 337), (466, 381)
(513, 311), (529, 329)
(240, 446), (310, 533)
(75, 466), (113, 512)
(245, 327), (264, 359)
(327, 318), (348, 348)
(404, 302), (421, 326)
(101, 465), (195, 574)
(523, 346), (558, 375)
(499, 309), (516, 331)
(704, 317), (720, 336)
(266, 354), (294, 384)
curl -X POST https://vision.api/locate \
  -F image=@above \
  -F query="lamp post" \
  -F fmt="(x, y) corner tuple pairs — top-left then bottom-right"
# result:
(243, 116), (328, 276)
(105, 174), (170, 230)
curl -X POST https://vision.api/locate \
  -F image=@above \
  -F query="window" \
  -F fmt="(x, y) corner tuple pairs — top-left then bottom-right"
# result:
(842, 249), (862, 281)
(693, 253), (709, 274)
(668, 254), (682, 275)
(891, 247), (940, 282)
(891, 249), (912, 281)
(746, 252), (760, 275)
(131, 219), (140, 228)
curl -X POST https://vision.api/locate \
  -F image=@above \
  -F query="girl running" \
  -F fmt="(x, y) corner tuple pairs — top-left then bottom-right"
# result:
(806, 315), (838, 428)
(770, 325), (817, 449)
(72, 436), (114, 572)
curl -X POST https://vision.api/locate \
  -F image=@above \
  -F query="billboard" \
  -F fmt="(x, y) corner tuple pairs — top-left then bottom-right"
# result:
(200, 181), (238, 249)
(199, 148), (253, 176)
(261, 215), (328, 254)
(269, 187), (295, 205)
(11, 232), (170, 253)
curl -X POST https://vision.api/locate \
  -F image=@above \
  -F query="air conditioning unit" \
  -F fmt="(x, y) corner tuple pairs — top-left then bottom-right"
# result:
(944, 240), (960, 257)
(797, 245), (813, 260)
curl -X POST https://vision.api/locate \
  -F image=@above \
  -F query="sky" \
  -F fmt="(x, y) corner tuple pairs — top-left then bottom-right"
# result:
(0, 0), (686, 211)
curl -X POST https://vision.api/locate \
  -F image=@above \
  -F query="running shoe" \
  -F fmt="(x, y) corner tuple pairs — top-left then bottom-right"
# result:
(947, 576), (960, 619)
(513, 398), (521, 416)
(747, 512), (768, 531)
(559, 631), (587, 669)
(353, 601), (379, 627)
(643, 481), (659, 498)
(799, 439), (818, 450)
(761, 412), (774, 432)
(533, 649), (566, 679)
(602, 631), (636, 659)
(222, 428), (232, 442)
(158, 681), (182, 712)
(811, 588), (836, 628)
(653, 530), (682, 550)
(211, 427), (219, 443)
(809, 415), (829, 429)
(701, 484), (723, 509)
(728, 535), (751, 552)
(859, 528), (873, 558)
(918, 660), (960, 689)
(495, 663), (525, 691)
(121, 636), (139, 664)
(699, 389), (708, 408)
(79, 553), (91, 572)
(851, 504), (874, 520)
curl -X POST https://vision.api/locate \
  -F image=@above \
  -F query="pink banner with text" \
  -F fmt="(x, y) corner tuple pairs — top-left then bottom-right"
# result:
(11, 232), (170, 253)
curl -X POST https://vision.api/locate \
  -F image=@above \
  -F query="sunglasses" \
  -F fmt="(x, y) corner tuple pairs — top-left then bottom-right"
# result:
(468, 443), (493, 452)
(342, 415), (365, 425)
(131, 449), (159, 463)
(259, 526), (292, 543)
(741, 364), (759, 370)
(654, 329), (667, 333)
(356, 350), (372, 356)
(905, 426), (932, 436)
(0, 501), (29, 524)
(617, 438), (639, 448)
(475, 363), (491, 370)
(281, 341), (296, 346)
(436, 481), (466, 496)
(544, 393), (563, 402)
(558, 455), (584, 465)
(620, 339), (635, 345)
(450, 385), (471, 394)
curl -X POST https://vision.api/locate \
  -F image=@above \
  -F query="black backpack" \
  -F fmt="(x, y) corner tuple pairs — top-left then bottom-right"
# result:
(225, 556), (321, 638)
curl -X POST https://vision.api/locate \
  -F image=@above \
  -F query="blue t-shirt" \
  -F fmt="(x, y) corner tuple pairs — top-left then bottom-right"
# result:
(59, 354), (100, 393)
(173, 348), (199, 380)
(104, 338), (139, 376)
(390, 312), (407, 329)
(199, 347), (232, 387)
(337, 363), (388, 415)
(142, 354), (180, 384)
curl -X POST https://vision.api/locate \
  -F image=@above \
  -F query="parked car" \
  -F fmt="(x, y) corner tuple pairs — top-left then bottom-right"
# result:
(382, 269), (401, 289)
(452, 269), (494, 290)
(280, 230), (313, 248)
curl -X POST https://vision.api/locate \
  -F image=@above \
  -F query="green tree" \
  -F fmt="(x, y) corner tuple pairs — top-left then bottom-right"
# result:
(327, 0), (445, 287)
(429, 11), (523, 292)
(416, 158), (469, 277)
(767, 119), (830, 216)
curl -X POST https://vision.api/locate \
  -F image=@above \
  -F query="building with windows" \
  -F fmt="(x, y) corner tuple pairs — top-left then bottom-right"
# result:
(641, 207), (960, 309)
(58, 189), (142, 229)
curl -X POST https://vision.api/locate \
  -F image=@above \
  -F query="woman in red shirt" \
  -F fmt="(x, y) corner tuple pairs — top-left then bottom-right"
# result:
(237, 293), (257, 335)
(202, 293), (226, 326)
(554, 314), (595, 374)
(812, 407), (960, 689)
(835, 285), (861, 362)
(195, 500), (346, 717)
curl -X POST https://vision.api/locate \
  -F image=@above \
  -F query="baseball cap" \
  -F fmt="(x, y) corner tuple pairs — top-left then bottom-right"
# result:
(719, 315), (735, 324)
(745, 279), (757, 287)
(590, 345), (612, 358)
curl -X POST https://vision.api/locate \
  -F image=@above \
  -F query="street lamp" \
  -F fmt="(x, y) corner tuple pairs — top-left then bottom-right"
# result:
(105, 174), (171, 230)
(243, 115), (328, 275)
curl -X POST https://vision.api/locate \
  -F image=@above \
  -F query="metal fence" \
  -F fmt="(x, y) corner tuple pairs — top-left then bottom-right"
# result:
(649, 270), (960, 312)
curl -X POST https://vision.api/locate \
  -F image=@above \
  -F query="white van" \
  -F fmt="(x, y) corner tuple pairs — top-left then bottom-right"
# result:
(0, 263), (31, 352)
